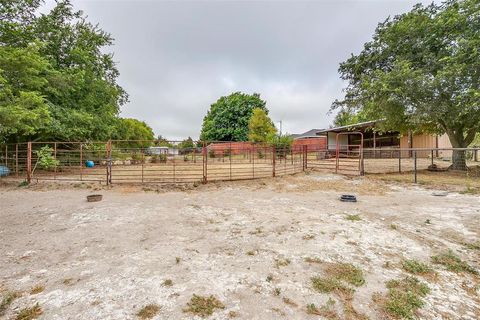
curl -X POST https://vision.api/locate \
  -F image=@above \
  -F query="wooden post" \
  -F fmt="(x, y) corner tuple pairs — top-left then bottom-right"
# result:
(27, 142), (32, 183)
(431, 149), (434, 166)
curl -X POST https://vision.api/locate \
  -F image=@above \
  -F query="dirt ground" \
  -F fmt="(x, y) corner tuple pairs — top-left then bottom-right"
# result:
(0, 172), (479, 319)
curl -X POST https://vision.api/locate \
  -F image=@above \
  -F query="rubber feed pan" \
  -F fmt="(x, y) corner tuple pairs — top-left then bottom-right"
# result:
(340, 195), (357, 202)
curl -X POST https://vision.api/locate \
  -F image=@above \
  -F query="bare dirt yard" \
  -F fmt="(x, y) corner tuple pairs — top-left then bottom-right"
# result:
(1, 172), (479, 319)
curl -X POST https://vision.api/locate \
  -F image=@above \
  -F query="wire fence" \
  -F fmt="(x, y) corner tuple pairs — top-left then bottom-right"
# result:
(0, 140), (479, 185)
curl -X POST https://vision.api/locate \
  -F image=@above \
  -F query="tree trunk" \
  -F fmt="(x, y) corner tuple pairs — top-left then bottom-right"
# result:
(450, 149), (467, 171)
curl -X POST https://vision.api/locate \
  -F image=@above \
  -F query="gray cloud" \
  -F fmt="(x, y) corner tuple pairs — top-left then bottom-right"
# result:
(46, 0), (431, 139)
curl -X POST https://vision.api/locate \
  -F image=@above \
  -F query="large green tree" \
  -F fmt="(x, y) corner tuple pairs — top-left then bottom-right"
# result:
(200, 92), (268, 141)
(333, 0), (480, 170)
(0, 0), (129, 143)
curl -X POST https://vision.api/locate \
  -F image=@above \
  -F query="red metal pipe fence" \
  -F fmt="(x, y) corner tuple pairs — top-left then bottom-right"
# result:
(1, 140), (479, 185)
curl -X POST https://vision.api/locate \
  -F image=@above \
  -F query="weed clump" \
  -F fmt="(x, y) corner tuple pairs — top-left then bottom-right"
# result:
(402, 259), (434, 275)
(275, 258), (291, 268)
(136, 304), (161, 319)
(30, 285), (45, 295)
(345, 214), (361, 222)
(183, 294), (225, 317)
(15, 303), (43, 320)
(163, 279), (173, 287)
(306, 298), (337, 318)
(0, 291), (21, 316)
(431, 250), (478, 275)
(326, 263), (365, 287)
(378, 277), (430, 319)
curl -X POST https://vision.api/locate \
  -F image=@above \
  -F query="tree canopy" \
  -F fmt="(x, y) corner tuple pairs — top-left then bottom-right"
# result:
(333, 0), (480, 169)
(248, 108), (277, 143)
(200, 92), (268, 141)
(0, 0), (135, 143)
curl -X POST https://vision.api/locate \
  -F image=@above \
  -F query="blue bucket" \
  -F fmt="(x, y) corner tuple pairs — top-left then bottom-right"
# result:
(85, 160), (95, 168)
(0, 165), (10, 177)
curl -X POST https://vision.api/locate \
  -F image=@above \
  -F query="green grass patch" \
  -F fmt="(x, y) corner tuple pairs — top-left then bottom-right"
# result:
(463, 241), (480, 250)
(382, 277), (430, 319)
(402, 259), (434, 275)
(275, 258), (291, 268)
(326, 263), (365, 287)
(183, 295), (225, 317)
(345, 214), (362, 222)
(136, 304), (161, 319)
(431, 250), (478, 275)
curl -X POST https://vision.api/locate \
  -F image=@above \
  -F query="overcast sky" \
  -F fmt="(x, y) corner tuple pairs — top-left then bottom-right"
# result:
(45, 0), (431, 140)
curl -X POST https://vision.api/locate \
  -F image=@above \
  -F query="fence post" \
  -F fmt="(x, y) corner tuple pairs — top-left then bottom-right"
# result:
(431, 149), (434, 166)
(252, 144), (255, 179)
(4, 145), (7, 166)
(475, 148), (478, 162)
(106, 140), (112, 185)
(27, 141), (32, 183)
(54, 142), (57, 180)
(80, 143), (83, 181)
(272, 146), (276, 177)
(15, 144), (18, 177)
(414, 150), (417, 183)
(202, 141), (207, 184)
(398, 149), (402, 173)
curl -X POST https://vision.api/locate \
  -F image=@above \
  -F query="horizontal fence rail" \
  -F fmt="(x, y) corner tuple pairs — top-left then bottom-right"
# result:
(1, 141), (479, 185)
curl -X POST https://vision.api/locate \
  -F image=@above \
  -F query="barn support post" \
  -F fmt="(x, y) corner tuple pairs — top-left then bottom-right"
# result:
(27, 141), (32, 183)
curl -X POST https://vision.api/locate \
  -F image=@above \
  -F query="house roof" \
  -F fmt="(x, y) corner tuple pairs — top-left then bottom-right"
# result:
(291, 129), (324, 139)
(317, 120), (380, 133)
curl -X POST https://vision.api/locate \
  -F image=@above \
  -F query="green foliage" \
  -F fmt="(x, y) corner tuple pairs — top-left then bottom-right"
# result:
(178, 137), (195, 151)
(269, 134), (293, 157)
(200, 92), (268, 141)
(113, 118), (154, 148)
(0, 0), (129, 143)
(34, 145), (59, 172)
(383, 277), (430, 319)
(333, 0), (480, 168)
(156, 135), (173, 148)
(248, 108), (277, 143)
(183, 295), (225, 317)
(333, 109), (371, 127)
(431, 250), (478, 275)
(402, 259), (434, 275)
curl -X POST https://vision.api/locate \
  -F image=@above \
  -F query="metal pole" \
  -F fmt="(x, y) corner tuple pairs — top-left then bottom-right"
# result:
(202, 141), (207, 184)
(398, 149), (402, 173)
(27, 142), (32, 183)
(80, 143), (83, 181)
(252, 144), (255, 179)
(414, 150), (417, 183)
(141, 150), (144, 184)
(15, 144), (18, 177)
(54, 142), (57, 180)
(229, 142), (232, 181)
(4, 145), (7, 166)
(431, 149), (434, 166)
(272, 146), (276, 177)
